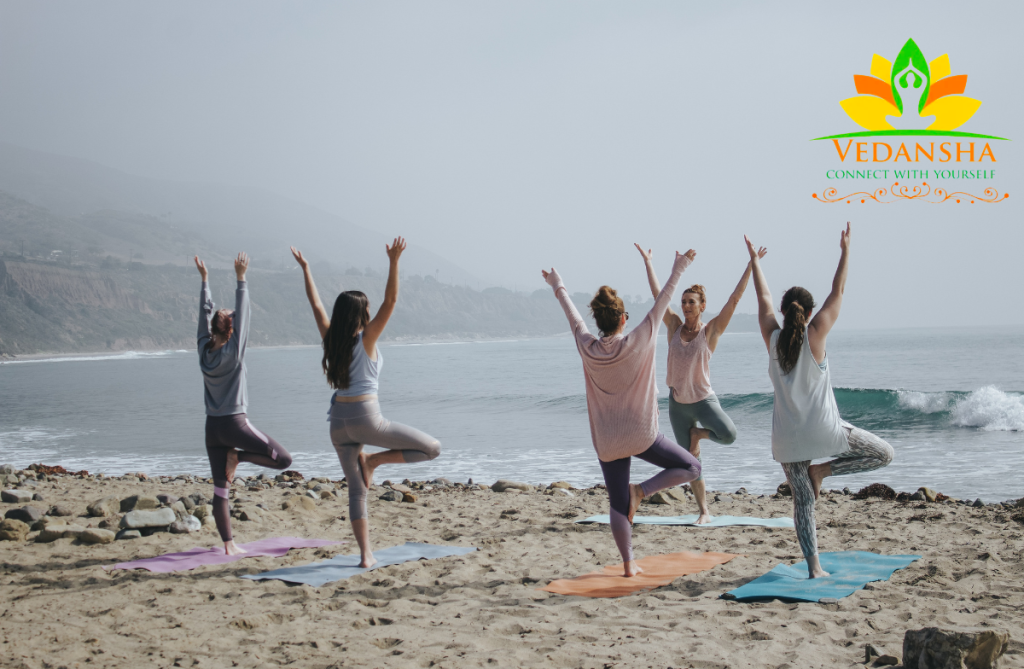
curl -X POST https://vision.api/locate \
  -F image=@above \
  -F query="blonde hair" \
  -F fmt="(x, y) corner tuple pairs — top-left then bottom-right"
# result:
(589, 286), (625, 336)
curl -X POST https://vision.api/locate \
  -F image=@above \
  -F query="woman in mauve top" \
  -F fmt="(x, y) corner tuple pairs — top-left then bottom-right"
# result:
(634, 243), (766, 524)
(542, 250), (701, 577)
(746, 223), (893, 578)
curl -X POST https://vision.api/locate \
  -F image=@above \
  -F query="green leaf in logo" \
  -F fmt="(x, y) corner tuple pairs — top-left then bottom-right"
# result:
(890, 38), (931, 114)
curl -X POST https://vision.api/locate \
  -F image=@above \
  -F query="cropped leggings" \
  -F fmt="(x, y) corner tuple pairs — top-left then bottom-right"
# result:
(205, 413), (293, 542)
(599, 433), (702, 564)
(330, 399), (441, 521)
(781, 421), (894, 559)
(668, 393), (738, 482)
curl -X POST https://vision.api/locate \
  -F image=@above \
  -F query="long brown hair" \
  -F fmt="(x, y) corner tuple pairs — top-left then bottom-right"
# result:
(322, 291), (370, 389)
(776, 287), (815, 374)
(208, 309), (233, 349)
(589, 286), (625, 337)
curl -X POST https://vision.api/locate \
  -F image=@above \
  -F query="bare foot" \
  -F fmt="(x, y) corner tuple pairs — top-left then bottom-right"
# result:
(623, 560), (644, 577)
(809, 567), (830, 579)
(807, 554), (829, 578)
(689, 426), (708, 459)
(358, 451), (374, 489)
(225, 449), (240, 484)
(695, 509), (713, 525)
(627, 483), (644, 524)
(808, 463), (830, 500)
(359, 553), (377, 569)
(224, 540), (247, 556)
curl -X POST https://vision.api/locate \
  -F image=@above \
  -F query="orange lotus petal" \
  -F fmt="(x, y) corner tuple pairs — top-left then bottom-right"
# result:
(924, 74), (968, 107)
(853, 74), (896, 106)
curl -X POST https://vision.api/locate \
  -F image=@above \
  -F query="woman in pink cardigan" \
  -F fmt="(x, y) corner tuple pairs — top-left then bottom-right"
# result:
(542, 250), (702, 577)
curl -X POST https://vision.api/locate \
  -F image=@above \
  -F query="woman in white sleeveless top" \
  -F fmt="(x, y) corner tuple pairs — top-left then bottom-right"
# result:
(746, 223), (892, 578)
(635, 243), (765, 524)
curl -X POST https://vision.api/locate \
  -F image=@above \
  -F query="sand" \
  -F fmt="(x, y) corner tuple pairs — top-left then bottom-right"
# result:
(1, 472), (1022, 669)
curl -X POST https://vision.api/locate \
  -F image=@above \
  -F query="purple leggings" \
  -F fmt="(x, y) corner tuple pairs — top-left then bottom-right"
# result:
(599, 433), (701, 563)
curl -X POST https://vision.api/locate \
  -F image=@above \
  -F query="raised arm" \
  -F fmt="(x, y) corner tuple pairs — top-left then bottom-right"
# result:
(542, 268), (591, 341)
(634, 243), (682, 335)
(232, 252), (251, 354)
(745, 236), (778, 350)
(362, 236), (405, 352)
(291, 246), (330, 339)
(649, 250), (694, 326)
(808, 223), (851, 356)
(706, 246), (767, 351)
(195, 256), (213, 350)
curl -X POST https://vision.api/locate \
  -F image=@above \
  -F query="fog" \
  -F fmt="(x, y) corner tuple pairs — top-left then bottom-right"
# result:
(1, 1), (1021, 327)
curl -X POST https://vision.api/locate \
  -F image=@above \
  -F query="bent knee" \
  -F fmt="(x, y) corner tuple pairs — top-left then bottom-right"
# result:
(690, 461), (702, 480)
(717, 429), (737, 446)
(276, 452), (294, 470)
(424, 440), (441, 461)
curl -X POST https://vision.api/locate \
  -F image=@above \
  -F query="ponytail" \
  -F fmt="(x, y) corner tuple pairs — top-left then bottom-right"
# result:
(776, 287), (815, 374)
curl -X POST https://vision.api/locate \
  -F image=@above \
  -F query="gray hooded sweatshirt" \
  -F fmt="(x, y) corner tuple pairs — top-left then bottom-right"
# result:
(197, 280), (249, 416)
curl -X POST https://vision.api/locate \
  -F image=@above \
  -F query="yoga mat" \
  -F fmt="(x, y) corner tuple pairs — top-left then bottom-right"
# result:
(105, 537), (343, 573)
(242, 541), (477, 586)
(723, 551), (921, 602)
(542, 551), (740, 598)
(577, 514), (794, 528)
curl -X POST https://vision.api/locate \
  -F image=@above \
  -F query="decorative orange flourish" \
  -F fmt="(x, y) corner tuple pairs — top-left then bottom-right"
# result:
(813, 182), (1008, 203)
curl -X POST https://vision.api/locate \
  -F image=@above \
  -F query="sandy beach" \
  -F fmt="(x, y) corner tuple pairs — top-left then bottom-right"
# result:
(1, 469), (1021, 669)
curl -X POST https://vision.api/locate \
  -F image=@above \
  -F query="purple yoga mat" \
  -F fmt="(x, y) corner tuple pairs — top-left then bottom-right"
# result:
(104, 537), (344, 573)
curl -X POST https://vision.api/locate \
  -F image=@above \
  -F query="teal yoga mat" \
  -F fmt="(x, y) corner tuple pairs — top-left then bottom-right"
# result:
(723, 551), (921, 602)
(576, 514), (794, 528)
(241, 542), (477, 587)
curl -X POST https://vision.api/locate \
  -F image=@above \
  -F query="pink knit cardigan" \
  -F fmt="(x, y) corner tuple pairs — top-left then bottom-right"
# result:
(546, 253), (691, 462)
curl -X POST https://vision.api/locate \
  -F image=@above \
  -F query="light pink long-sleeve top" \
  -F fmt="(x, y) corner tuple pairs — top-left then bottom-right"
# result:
(546, 253), (692, 462)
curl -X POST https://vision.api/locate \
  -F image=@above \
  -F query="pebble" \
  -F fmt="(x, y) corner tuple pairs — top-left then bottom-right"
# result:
(116, 529), (141, 540)
(648, 491), (674, 505)
(36, 526), (71, 543)
(0, 518), (30, 541)
(32, 493), (45, 502)
(80, 528), (116, 544)
(491, 480), (534, 493)
(192, 504), (213, 521)
(910, 491), (926, 501)
(282, 496), (317, 512)
(5, 506), (44, 524)
(47, 504), (76, 517)
(304, 490), (319, 500)
(379, 490), (402, 502)
(86, 495), (119, 517)
(548, 481), (572, 490)
(181, 496), (195, 511)
(120, 507), (176, 529)
(319, 490), (337, 500)
(903, 627), (1009, 668)
(972, 498), (985, 508)
(918, 487), (939, 503)
(1, 490), (33, 504)
(402, 493), (418, 503)
(156, 494), (179, 506)
(432, 478), (453, 486)
(170, 500), (188, 520)
(170, 516), (202, 533)
(120, 495), (161, 513)
(0, 464), (14, 474)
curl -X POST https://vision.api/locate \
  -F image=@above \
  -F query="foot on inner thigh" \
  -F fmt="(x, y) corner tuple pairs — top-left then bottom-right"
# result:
(627, 483), (644, 524)
(224, 540), (247, 556)
(808, 463), (830, 500)
(359, 552), (377, 569)
(358, 451), (373, 489)
(624, 559), (644, 577)
(689, 427), (709, 459)
(225, 449), (240, 484)
(807, 554), (829, 579)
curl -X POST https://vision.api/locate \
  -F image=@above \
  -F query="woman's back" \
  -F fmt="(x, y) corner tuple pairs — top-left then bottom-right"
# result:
(334, 333), (381, 397)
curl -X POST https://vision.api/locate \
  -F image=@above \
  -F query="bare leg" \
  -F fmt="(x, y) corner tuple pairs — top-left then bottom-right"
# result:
(224, 449), (240, 484)
(351, 518), (377, 568)
(627, 483), (644, 524)
(624, 559), (644, 577)
(806, 554), (829, 579)
(362, 450), (405, 488)
(687, 428), (712, 523)
(808, 462), (832, 500)
(224, 540), (247, 556)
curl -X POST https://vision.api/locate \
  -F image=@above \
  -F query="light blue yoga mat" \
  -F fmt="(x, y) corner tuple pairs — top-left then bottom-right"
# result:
(577, 514), (794, 528)
(241, 542), (477, 587)
(723, 551), (921, 602)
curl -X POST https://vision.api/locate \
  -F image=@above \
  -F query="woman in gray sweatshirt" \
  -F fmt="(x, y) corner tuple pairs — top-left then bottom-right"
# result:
(196, 252), (293, 555)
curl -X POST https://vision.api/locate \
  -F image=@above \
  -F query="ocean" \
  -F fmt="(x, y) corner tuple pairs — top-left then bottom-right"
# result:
(1, 326), (1021, 502)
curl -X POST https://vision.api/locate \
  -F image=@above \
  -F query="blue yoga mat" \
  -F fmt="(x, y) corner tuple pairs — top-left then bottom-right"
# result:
(577, 514), (794, 528)
(241, 542), (477, 587)
(724, 551), (921, 602)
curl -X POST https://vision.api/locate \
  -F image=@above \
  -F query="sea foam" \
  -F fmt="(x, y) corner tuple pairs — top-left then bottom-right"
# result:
(949, 386), (1024, 432)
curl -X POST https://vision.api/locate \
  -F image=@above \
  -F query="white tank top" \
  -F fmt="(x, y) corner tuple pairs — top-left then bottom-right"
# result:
(333, 332), (381, 397)
(768, 329), (849, 463)
(666, 324), (714, 404)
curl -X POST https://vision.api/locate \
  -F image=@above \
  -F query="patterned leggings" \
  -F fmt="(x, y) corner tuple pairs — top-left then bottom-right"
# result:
(781, 421), (894, 559)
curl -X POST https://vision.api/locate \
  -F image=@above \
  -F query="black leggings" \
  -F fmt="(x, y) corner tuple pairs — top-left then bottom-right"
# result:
(205, 413), (292, 542)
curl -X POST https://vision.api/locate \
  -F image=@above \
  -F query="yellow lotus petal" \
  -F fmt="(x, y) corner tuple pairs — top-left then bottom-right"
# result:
(840, 96), (900, 131)
(870, 54), (892, 81)
(929, 54), (951, 81)
(921, 96), (982, 131)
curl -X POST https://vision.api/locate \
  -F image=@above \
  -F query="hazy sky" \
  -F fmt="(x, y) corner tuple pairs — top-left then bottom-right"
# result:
(1, 1), (1021, 327)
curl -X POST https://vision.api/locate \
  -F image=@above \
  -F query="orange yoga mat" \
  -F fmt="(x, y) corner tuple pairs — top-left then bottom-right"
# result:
(542, 551), (740, 598)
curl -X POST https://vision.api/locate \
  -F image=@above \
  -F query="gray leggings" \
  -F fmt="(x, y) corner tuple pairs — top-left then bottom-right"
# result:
(781, 421), (894, 558)
(330, 399), (441, 520)
(668, 393), (738, 482)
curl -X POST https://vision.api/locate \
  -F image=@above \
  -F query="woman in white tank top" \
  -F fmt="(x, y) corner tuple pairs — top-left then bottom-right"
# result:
(635, 243), (766, 524)
(746, 224), (893, 579)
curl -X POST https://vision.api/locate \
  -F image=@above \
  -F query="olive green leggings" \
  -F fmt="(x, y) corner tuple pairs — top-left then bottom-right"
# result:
(667, 393), (738, 482)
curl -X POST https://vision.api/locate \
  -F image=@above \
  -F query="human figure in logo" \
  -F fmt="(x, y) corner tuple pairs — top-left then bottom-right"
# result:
(291, 238), (441, 569)
(542, 251), (701, 577)
(744, 224), (893, 578)
(634, 242), (766, 524)
(196, 252), (294, 556)
(887, 61), (933, 129)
